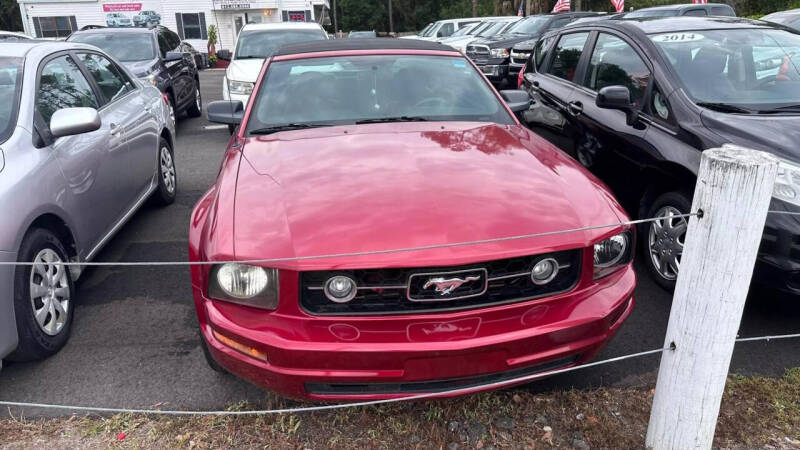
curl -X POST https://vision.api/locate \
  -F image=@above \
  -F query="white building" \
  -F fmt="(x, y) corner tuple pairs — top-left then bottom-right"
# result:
(17, 0), (330, 53)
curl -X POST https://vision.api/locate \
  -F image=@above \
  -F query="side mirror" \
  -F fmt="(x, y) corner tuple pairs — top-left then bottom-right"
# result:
(596, 85), (638, 126)
(50, 107), (101, 138)
(499, 89), (532, 113)
(164, 51), (183, 62)
(217, 49), (231, 61)
(436, 30), (444, 38)
(207, 100), (244, 125)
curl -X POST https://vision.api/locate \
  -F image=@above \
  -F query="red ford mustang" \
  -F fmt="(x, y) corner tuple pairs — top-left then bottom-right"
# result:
(191, 39), (636, 400)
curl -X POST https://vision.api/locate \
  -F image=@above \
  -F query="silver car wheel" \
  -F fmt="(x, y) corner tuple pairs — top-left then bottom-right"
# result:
(29, 248), (70, 336)
(160, 146), (175, 194)
(195, 88), (201, 110)
(648, 206), (687, 281)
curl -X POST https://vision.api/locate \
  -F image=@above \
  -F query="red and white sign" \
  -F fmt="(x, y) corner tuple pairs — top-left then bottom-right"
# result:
(103, 3), (142, 12)
(611, 0), (624, 13)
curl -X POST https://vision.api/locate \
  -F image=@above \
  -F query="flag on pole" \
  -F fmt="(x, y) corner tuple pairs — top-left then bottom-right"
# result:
(611, 0), (624, 13)
(552, 0), (570, 13)
(518, 0), (525, 16)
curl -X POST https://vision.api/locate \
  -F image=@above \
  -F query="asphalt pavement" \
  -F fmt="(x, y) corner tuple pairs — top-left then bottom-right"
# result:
(2, 69), (800, 415)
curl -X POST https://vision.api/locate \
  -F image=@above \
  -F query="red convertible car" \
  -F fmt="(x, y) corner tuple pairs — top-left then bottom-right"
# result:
(191, 39), (635, 400)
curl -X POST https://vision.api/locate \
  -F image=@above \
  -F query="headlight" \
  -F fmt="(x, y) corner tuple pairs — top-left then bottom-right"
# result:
(490, 48), (509, 59)
(209, 263), (279, 309)
(228, 80), (254, 95)
(593, 231), (633, 279)
(773, 158), (800, 207)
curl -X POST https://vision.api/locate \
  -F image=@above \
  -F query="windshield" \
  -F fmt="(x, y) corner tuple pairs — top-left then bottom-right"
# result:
(450, 25), (474, 37)
(627, 9), (679, 18)
(418, 23), (433, 36)
(421, 23), (441, 37)
(651, 28), (800, 111)
(0, 57), (22, 144)
(234, 29), (327, 59)
(246, 54), (513, 134)
(69, 33), (156, 62)
(506, 16), (550, 35)
(481, 21), (514, 36)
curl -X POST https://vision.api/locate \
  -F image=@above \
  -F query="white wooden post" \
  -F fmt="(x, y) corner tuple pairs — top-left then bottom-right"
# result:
(646, 145), (778, 449)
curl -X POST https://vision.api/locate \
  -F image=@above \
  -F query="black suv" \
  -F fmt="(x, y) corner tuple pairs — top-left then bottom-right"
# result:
(518, 17), (800, 293)
(466, 12), (600, 85)
(624, 3), (735, 18)
(68, 26), (201, 121)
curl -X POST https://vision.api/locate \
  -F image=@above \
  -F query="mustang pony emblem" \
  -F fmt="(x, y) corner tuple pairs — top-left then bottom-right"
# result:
(423, 275), (481, 295)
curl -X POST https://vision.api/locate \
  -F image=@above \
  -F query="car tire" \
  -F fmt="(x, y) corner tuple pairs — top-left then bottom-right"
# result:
(8, 228), (75, 362)
(152, 137), (177, 205)
(201, 332), (226, 373)
(186, 84), (202, 118)
(641, 190), (692, 292)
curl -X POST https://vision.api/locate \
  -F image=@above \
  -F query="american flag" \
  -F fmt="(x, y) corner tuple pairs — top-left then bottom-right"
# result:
(692, 0), (707, 3)
(611, 0), (624, 12)
(518, 0), (525, 16)
(552, 0), (570, 13)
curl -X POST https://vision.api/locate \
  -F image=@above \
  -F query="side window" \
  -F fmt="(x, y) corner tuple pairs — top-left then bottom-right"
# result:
(549, 17), (574, 30)
(157, 32), (170, 57)
(168, 31), (182, 49)
(647, 85), (674, 124)
(439, 22), (454, 37)
(710, 6), (733, 16)
(583, 33), (652, 106)
(77, 53), (134, 104)
(533, 35), (555, 72)
(683, 9), (708, 16)
(547, 32), (590, 82)
(37, 55), (99, 125)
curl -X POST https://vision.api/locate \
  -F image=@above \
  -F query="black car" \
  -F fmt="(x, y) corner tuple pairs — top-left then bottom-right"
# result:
(68, 26), (201, 121)
(518, 17), (800, 293)
(466, 12), (600, 85)
(624, 3), (736, 18)
(762, 8), (800, 32)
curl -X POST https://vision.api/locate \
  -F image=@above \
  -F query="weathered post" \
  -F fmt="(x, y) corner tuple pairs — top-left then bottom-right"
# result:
(646, 145), (778, 449)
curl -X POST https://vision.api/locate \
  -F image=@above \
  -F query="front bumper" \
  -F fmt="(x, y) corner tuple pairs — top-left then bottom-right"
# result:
(196, 264), (635, 400)
(0, 250), (18, 360)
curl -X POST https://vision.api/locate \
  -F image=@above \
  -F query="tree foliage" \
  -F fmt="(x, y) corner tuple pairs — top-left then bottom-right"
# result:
(0, 0), (23, 31)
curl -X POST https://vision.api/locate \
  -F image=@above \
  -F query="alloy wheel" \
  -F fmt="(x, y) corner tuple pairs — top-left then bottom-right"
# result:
(160, 146), (176, 194)
(195, 88), (201, 111)
(648, 206), (687, 281)
(29, 248), (70, 336)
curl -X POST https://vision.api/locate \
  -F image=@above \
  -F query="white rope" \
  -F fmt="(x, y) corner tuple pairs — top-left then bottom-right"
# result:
(1, 331), (797, 416)
(0, 213), (698, 267)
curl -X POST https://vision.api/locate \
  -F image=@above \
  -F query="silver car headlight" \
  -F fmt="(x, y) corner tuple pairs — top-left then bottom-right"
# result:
(773, 158), (800, 207)
(209, 263), (279, 310)
(228, 80), (254, 95)
(490, 48), (509, 59)
(593, 230), (633, 279)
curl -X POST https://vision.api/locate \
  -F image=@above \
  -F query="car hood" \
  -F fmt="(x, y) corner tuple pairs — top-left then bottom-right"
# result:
(232, 122), (626, 269)
(121, 58), (159, 77)
(226, 58), (264, 83)
(701, 111), (800, 163)
(472, 33), (536, 49)
(512, 39), (539, 52)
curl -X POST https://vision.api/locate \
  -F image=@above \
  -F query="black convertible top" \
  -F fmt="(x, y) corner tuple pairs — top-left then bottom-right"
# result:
(273, 38), (459, 57)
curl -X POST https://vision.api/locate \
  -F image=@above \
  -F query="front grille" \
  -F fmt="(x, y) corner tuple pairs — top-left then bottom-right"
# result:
(300, 249), (582, 315)
(305, 354), (580, 395)
(510, 51), (530, 65)
(466, 44), (489, 65)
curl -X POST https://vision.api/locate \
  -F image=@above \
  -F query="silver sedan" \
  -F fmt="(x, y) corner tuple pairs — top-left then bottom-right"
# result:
(0, 41), (177, 364)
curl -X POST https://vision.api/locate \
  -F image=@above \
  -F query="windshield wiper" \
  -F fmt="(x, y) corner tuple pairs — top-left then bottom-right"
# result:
(696, 102), (754, 114)
(249, 123), (331, 135)
(355, 116), (428, 124)
(756, 104), (800, 114)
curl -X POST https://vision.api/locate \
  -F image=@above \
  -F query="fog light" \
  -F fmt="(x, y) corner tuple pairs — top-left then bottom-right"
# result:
(324, 275), (357, 303)
(531, 258), (559, 285)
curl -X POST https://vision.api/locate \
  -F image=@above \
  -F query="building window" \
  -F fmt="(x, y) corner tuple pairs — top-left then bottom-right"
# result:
(176, 13), (207, 40)
(32, 16), (77, 39)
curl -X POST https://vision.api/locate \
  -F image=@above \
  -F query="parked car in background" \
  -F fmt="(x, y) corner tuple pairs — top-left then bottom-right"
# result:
(0, 31), (31, 41)
(348, 30), (376, 38)
(441, 17), (521, 53)
(762, 9), (800, 31)
(68, 26), (202, 122)
(410, 17), (502, 41)
(624, 3), (735, 18)
(197, 38), (636, 400)
(519, 17), (800, 293)
(180, 40), (207, 69)
(133, 10), (161, 28)
(105, 13), (133, 27)
(467, 12), (601, 85)
(223, 22), (327, 131)
(0, 41), (177, 366)
(399, 23), (434, 40)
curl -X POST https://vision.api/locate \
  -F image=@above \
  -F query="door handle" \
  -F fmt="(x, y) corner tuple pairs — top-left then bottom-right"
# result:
(109, 123), (122, 136)
(567, 101), (583, 116)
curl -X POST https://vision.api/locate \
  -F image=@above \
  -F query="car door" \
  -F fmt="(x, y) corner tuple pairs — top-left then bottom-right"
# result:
(35, 53), (125, 252)
(521, 31), (592, 156)
(171, 30), (196, 107)
(567, 32), (654, 202)
(77, 51), (158, 204)
(158, 29), (186, 106)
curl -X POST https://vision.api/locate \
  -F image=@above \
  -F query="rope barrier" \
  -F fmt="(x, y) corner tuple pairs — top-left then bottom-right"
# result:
(1, 332), (798, 416)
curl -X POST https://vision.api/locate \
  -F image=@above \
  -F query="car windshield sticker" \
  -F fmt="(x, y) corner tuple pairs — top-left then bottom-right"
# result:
(652, 33), (705, 43)
(453, 60), (466, 68)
